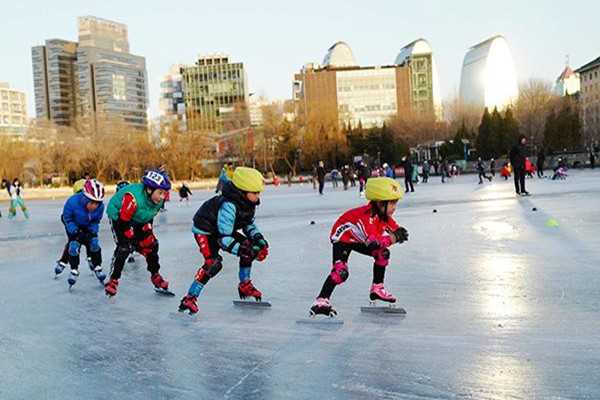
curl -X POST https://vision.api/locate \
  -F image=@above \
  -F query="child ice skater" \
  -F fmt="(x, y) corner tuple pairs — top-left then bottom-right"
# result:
(310, 177), (409, 317)
(179, 167), (269, 315)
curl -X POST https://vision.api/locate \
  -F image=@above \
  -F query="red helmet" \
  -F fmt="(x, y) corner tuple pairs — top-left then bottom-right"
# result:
(82, 179), (105, 202)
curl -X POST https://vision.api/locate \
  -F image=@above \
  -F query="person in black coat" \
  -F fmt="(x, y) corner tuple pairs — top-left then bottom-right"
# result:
(316, 161), (326, 195)
(401, 156), (414, 193)
(537, 148), (546, 178)
(509, 135), (529, 195)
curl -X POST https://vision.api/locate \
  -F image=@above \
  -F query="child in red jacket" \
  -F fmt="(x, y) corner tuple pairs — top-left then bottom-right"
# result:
(310, 177), (409, 317)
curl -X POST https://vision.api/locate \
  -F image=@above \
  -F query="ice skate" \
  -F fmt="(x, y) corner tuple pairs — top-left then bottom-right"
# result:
(178, 295), (199, 315)
(67, 269), (79, 288)
(309, 297), (337, 317)
(105, 278), (119, 297)
(151, 273), (175, 296)
(235, 280), (270, 307)
(361, 284), (406, 315)
(54, 261), (68, 278)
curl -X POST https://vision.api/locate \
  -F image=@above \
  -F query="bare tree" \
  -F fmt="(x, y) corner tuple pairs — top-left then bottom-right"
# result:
(515, 79), (558, 146)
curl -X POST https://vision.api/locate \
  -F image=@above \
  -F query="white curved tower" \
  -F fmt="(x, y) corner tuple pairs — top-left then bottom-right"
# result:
(322, 41), (357, 68)
(459, 35), (518, 110)
(395, 38), (442, 119)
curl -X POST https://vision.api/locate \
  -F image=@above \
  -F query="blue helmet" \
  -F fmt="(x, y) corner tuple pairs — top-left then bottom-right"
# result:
(142, 169), (171, 191)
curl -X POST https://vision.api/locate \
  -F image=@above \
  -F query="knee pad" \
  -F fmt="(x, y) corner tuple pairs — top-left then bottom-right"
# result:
(88, 237), (101, 253)
(201, 256), (223, 279)
(68, 240), (82, 257)
(373, 248), (390, 267)
(330, 261), (349, 285)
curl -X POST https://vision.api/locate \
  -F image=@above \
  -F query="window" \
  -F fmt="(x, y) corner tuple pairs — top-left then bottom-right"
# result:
(112, 74), (126, 100)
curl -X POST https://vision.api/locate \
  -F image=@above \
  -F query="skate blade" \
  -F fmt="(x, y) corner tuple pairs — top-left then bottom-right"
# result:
(361, 306), (406, 315)
(155, 288), (176, 297)
(296, 317), (343, 325)
(233, 300), (271, 307)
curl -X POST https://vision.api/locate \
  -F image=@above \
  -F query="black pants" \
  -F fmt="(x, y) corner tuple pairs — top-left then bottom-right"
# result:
(404, 175), (414, 192)
(537, 164), (544, 177)
(318, 179), (325, 194)
(109, 219), (160, 280)
(318, 242), (387, 299)
(513, 168), (526, 194)
(478, 172), (490, 183)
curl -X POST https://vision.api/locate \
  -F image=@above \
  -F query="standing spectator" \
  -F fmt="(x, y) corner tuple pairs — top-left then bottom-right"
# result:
(422, 160), (430, 183)
(590, 151), (596, 169)
(509, 135), (529, 196)
(317, 161), (326, 195)
(440, 158), (448, 183)
(490, 158), (496, 177)
(401, 156), (414, 193)
(349, 165), (356, 187)
(330, 168), (340, 188)
(357, 161), (369, 196)
(536, 148), (546, 178)
(341, 165), (350, 190)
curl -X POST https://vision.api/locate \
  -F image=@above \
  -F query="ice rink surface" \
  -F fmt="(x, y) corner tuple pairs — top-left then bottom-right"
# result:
(1, 171), (599, 399)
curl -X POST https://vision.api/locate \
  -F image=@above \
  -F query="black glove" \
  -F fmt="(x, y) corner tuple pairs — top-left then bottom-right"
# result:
(392, 227), (409, 243)
(238, 240), (258, 265)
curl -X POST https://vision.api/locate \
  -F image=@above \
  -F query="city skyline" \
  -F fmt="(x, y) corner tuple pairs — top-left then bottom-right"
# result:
(2, 0), (600, 119)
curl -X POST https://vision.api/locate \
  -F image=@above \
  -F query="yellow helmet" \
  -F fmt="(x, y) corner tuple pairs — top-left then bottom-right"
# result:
(365, 177), (403, 201)
(73, 179), (86, 193)
(232, 167), (264, 193)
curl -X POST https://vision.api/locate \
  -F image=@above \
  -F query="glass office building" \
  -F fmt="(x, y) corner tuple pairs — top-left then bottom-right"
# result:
(181, 54), (249, 133)
(31, 16), (148, 129)
(31, 39), (79, 125)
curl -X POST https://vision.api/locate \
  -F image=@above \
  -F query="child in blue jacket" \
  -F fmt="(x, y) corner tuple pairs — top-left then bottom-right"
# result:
(54, 179), (106, 287)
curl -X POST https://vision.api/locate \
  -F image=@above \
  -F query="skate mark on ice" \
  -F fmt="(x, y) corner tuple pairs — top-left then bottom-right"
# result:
(223, 345), (284, 399)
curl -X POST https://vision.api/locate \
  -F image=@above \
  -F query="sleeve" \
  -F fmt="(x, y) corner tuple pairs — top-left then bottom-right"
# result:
(217, 201), (241, 255)
(387, 217), (400, 231)
(119, 193), (137, 222)
(62, 199), (79, 235)
(242, 222), (261, 239)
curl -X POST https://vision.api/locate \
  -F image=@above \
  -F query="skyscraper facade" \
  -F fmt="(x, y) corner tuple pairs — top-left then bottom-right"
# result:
(395, 39), (442, 120)
(31, 39), (78, 125)
(181, 54), (249, 132)
(31, 16), (148, 129)
(159, 64), (186, 129)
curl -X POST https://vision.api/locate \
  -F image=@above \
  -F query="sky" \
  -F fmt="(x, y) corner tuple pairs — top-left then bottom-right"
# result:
(2, 0), (600, 119)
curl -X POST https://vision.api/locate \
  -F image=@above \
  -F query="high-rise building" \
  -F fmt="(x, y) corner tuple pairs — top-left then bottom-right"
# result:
(395, 39), (442, 120)
(0, 82), (28, 135)
(31, 16), (148, 129)
(459, 35), (518, 111)
(78, 16), (129, 52)
(181, 54), (249, 133)
(159, 64), (186, 129)
(293, 41), (412, 129)
(554, 63), (580, 96)
(31, 39), (78, 125)
(576, 56), (600, 143)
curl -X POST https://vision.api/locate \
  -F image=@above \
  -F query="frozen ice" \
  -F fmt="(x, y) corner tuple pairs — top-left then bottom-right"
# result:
(1, 171), (600, 399)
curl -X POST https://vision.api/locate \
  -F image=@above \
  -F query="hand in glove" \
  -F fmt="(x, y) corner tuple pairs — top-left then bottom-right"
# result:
(391, 227), (409, 244)
(252, 234), (269, 262)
